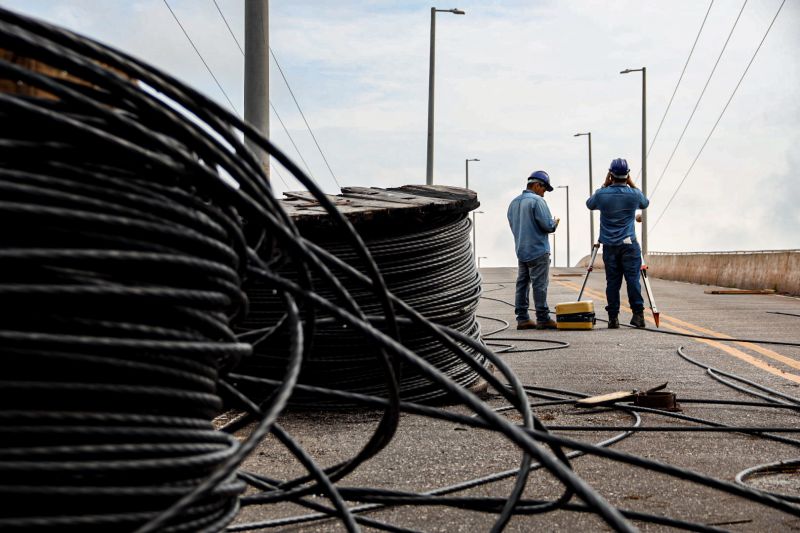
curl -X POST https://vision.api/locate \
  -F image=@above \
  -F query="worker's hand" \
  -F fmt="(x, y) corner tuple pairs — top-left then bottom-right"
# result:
(626, 175), (637, 188)
(603, 173), (613, 187)
(636, 213), (642, 223)
(554, 217), (560, 228)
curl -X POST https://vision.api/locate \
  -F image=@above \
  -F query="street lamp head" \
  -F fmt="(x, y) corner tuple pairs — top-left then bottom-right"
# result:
(451, 9), (466, 14)
(574, 132), (589, 137)
(467, 158), (479, 162)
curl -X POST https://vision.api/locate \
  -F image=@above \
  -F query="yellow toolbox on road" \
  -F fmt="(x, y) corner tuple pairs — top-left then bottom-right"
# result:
(555, 301), (596, 330)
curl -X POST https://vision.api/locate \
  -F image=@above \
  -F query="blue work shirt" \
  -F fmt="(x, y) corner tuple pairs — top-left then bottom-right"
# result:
(507, 190), (558, 262)
(586, 184), (649, 245)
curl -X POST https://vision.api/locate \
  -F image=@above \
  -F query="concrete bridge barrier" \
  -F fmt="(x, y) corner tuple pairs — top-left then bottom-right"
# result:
(576, 250), (800, 295)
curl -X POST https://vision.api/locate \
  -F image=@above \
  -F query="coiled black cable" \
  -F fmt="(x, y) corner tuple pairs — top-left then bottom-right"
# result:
(236, 214), (487, 404)
(0, 11), (256, 531)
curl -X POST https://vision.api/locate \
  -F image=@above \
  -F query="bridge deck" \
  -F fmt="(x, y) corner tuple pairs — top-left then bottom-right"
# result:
(233, 268), (800, 531)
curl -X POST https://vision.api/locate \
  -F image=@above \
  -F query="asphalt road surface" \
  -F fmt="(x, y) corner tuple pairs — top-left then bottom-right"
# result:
(234, 267), (800, 532)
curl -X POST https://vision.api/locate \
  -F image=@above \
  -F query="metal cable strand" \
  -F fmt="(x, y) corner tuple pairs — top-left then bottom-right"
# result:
(235, 214), (488, 405)
(0, 10), (254, 531)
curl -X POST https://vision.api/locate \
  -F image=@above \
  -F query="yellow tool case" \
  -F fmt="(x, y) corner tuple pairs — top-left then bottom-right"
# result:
(555, 301), (596, 330)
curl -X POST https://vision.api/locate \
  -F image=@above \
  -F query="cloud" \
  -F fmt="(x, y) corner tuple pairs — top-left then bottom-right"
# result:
(2, 0), (797, 266)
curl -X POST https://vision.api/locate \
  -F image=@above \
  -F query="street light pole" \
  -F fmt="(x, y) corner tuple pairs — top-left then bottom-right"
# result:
(426, 7), (465, 185)
(473, 210), (484, 265)
(621, 67), (647, 255)
(574, 132), (593, 247)
(465, 158), (479, 190)
(557, 185), (570, 267)
(465, 157), (479, 254)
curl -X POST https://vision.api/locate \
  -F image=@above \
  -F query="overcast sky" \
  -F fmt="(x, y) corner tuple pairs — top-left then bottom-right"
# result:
(4, 0), (798, 266)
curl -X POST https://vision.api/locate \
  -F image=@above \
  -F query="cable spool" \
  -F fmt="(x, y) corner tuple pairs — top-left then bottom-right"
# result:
(236, 190), (488, 405)
(0, 10), (255, 531)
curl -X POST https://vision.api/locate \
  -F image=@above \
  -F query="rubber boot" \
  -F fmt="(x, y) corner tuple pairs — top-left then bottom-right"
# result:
(630, 311), (645, 328)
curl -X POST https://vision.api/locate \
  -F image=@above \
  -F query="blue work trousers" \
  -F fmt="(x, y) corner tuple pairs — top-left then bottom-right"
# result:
(603, 242), (644, 317)
(515, 253), (551, 323)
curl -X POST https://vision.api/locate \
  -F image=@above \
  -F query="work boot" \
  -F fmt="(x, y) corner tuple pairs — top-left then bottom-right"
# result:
(516, 319), (537, 330)
(535, 319), (558, 330)
(630, 312), (646, 328)
(608, 316), (619, 329)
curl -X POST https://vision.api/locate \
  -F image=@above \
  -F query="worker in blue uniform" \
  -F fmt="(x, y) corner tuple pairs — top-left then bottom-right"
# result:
(586, 158), (650, 328)
(507, 170), (560, 330)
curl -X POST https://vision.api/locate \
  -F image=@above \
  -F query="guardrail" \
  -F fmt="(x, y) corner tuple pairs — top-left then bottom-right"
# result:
(649, 249), (800, 256)
(646, 250), (800, 295)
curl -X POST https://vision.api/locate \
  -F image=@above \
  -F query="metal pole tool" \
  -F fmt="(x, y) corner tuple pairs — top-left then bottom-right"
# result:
(577, 243), (600, 302)
(578, 243), (661, 327)
(640, 257), (660, 327)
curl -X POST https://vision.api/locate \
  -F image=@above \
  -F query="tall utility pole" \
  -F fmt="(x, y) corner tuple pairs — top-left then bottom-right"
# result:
(426, 7), (465, 185)
(245, 0), (270, 179)
(465, 157), (479, 254)
(621, 67), (647, 254)
(557, 185), (570, 267)
(574, 132), (593, 247)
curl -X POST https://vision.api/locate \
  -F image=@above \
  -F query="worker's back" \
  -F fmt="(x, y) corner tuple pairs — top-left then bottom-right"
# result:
(586, 184), (649, 245)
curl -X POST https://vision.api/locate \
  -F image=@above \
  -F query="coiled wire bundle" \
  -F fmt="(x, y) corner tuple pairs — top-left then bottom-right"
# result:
(237, 212), (487, 404)
(0, 9), (256, 531)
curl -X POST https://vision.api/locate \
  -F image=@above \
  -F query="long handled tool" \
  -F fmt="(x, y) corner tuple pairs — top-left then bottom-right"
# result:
(640, 257), (660, 327)
(577, 243), (601, 302)
(556, 243), (600, 330)
(577, 243), (660, 327)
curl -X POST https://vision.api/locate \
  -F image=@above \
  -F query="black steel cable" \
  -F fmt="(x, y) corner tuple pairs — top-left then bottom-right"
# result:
(483, 291), (800, 347)
(736, 458), (800, 503)
(767, 311), (800, 319)
(229, 368), (800, 529)
(236, 215), (489, 405)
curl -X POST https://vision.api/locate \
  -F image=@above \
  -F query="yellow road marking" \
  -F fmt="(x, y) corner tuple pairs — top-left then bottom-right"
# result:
(554, 279), (800, 384)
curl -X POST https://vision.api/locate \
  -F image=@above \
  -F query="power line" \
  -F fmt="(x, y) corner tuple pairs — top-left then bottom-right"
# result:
(211, 0), (324, 192)
(634, 0), (715, 184)
(648, 0), (748, 201)
(650, 0), (787, 234)
(270, 101), (319, 182)
(270, 163), (291, 190)
(162, 0), (240, 116)
(269, 47), (342, 191)
(211, 0), (243, 54)
(213, 1), (340, 191)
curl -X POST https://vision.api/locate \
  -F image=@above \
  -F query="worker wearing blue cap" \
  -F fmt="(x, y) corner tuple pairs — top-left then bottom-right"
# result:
(507, 170), (560, 330)
(586, 158), (650, 328)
